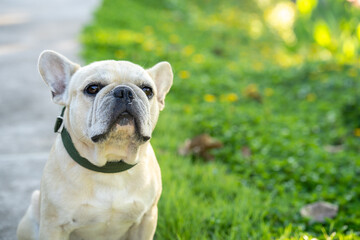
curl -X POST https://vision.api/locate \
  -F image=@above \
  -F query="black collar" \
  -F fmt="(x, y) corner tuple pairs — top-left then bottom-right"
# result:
(55, 107), (136, 174)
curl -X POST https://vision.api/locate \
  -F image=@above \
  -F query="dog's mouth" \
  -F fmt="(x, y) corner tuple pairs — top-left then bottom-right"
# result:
(90, 111), (137, 143)
(117, 111), (134, 126)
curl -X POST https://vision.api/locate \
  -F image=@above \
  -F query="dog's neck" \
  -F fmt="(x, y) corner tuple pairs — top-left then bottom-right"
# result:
(96, 140), (142, 166)
(58, 114), (142, 168)
(70, 133), (144, 167)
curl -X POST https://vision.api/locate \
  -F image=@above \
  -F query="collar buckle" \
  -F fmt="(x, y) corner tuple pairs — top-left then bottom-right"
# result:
(54, 107), (66, 133)
(54, 115), (64, 133)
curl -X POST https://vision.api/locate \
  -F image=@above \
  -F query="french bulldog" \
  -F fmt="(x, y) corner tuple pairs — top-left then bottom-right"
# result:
(17, 50), (173, 240)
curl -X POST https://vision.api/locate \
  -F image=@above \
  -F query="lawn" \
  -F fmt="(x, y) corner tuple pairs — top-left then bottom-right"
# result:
(81, 0), (360, 239)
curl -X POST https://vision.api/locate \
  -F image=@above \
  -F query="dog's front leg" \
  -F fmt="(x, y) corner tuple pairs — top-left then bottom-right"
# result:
(127, 205), (158, 240)
(38, 205), (70, 240)
(39, 222), (70, 240)
(39, 228), (69, 240)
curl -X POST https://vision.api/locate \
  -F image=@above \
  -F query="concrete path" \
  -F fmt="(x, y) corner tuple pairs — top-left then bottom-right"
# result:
(0, 0), (99, 239)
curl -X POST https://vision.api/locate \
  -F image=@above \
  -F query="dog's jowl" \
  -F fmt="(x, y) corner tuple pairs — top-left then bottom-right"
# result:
(17, 50), (173, 240)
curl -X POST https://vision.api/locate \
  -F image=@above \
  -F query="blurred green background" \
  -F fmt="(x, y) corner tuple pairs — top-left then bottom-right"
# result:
(81, 0), (360, 239)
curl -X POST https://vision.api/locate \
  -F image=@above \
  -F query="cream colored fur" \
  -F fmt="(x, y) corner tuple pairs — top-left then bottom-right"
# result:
(17, 50), (173, 240)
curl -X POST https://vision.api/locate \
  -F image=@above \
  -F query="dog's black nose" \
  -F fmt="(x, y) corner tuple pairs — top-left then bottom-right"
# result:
(113, 87), (134, 103)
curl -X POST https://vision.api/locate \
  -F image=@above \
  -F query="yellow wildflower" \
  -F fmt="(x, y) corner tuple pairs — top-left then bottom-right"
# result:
(161, 23), (172, 32)
(182, 45), (195, 56)
(314, 21), (331, 47)
(348, 68), (357, 77)
(95, 31), (108, 44)
(227, 62), (238, 72)
(274, 51), (304, 68)
(94, 29), (145, 45)
(204, 94), (216, 103)
(306, 93), (317, 102)
(115, 50), (126, 59)
(342, 38), (356, 59)
(142, 41), (155, 51)
(252, 61), (264, 71)
(249, 18), (263, 39)
(116, 30), (144, 44)
(297, 0), (317, 15)
(144, 26), (154, 34)
(354, 128), (360, 137)
(264, 88), (274, 97)
(225, 93), (238, 102)
(179, 70), (190, 79)
(183, 105), (192, 114)
(170, 34), (179, 44)
(192, 54), (205, 64)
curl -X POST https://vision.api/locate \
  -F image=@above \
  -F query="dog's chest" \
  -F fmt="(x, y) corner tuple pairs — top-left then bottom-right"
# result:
(68, 180), (149, 239)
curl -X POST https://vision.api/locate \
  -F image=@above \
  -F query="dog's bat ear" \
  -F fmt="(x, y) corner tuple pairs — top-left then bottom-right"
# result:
(147, 61), (173, 111)
(38, 50), (80, 105)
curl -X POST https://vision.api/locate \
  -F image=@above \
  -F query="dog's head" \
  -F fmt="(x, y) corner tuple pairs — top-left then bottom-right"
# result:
(39, 50), (173, 165)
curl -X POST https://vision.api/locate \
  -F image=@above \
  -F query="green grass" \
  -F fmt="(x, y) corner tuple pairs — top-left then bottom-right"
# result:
(81, 0), (360, 238)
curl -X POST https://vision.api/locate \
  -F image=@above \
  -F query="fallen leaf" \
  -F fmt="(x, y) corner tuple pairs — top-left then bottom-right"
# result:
(243, 84), (262, 102)
(241, 146), (252, 158)
(178, 134), (223, 161)
(300, 201), (338, 222)
(324, 145), (344, 153)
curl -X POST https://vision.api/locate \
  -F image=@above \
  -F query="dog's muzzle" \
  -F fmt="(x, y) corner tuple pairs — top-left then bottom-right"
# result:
(90, 85), (152, 143)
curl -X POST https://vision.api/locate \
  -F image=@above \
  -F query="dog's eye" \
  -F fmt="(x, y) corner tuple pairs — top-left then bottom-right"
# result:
(85, 84), (101, 95)
(142, 86), (153, 99)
